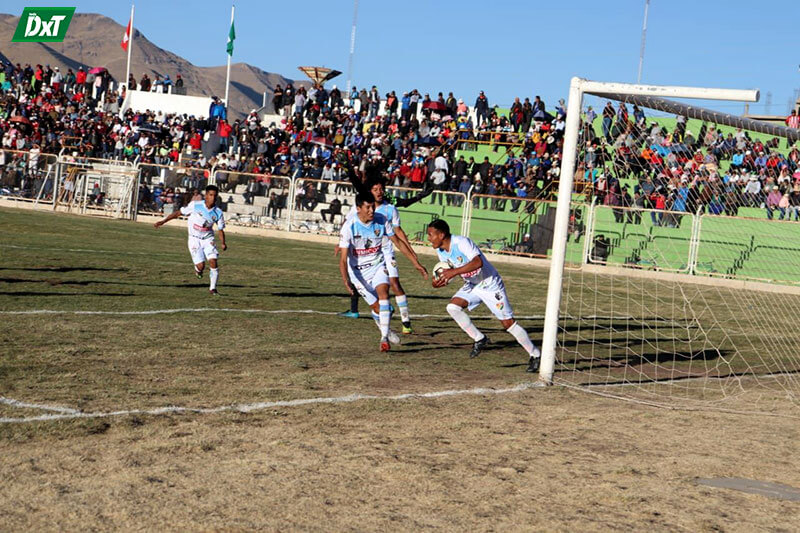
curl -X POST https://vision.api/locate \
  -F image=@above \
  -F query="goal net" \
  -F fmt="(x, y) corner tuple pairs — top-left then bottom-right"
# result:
(54, 157), (139, 219)
(540, 79), (800, 414)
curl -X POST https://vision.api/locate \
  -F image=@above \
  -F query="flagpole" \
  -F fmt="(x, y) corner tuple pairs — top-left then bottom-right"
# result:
(224, 4), (234, 107)
(125, 4), (134, 90)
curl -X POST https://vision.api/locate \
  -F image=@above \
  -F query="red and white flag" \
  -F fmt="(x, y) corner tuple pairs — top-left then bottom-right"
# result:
(121, 17), (132, 51)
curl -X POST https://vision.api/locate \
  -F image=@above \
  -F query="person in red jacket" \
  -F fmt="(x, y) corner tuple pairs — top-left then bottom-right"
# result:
(410, 161), (427, 188)
(75, 67), (87, 95)
(188, 132), (202, 154)
(218, 119), (232, 151)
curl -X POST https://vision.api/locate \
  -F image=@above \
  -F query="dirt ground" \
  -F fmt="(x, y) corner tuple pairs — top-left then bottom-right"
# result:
(1, 389), (798, 531)
(2, 207), (800, 531)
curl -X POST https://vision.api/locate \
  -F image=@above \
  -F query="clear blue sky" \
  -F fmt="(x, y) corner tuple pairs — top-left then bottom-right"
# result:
(5, 0), (800, 113)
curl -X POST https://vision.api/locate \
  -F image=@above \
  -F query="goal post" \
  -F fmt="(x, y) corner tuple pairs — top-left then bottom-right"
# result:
(540, 78), (762, 386)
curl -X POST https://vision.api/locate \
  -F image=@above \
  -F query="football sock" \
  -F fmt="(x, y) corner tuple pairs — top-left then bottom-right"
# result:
(395, 294), (410, 322)
(378, 299), (391, 338)
(194, 265), (203, 274)
(209, 268), (219, 290)
(371, 312), (381, 330)
(447, 303), (484, 342)
(350, 293), (359, 313)
(507, 321), (540, 358)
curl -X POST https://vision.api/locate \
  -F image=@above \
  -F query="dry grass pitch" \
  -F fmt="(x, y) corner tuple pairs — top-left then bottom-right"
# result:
(1, 206), (798, 531)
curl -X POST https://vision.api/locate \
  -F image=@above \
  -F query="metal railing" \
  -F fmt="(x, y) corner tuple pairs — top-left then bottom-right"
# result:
(5, 147), (800, 286)
(0, 149), (58, 205)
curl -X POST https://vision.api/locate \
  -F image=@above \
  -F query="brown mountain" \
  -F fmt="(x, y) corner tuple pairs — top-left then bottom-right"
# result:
(0, 12), (299, 118)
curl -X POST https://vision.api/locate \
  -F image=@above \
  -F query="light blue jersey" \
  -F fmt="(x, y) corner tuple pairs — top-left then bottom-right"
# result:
(339, 215), (395, 279)
(436, 235), (501, 288)
(180, 200), (225, 239)
(346, 200), (400, 227)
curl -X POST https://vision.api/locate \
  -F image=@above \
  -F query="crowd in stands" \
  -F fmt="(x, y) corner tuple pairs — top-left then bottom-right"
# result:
(0, 55), (570, 217)
(581, 101), (800, 224)
(2, 55), (800, 227)
(127, 72), (184, 94)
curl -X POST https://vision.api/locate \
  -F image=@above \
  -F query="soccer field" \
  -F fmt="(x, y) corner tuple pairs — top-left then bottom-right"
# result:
(1, 206), (799, 530)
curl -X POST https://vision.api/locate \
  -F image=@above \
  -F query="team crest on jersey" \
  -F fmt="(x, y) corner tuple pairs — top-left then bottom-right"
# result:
(455, 256), (464, 265)
(374, 228), (381, 237)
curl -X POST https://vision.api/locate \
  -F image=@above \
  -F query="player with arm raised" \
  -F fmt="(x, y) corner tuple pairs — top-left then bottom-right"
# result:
(339, 192), (428, 352)
(154, 184), (227, 295)
(344, 178), (422, 333)
(338, 163), (432, 320)
(426, 219), (541, 372)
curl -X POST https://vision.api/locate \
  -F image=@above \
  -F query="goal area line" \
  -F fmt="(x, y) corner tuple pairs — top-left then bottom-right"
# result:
(4, 369), (797, 425)
(0, 382), (547, 424)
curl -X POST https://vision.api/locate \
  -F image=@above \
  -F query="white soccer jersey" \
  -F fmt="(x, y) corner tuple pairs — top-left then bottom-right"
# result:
(339, 215), (394, 279)
(180, 200), (225, 240)
(345, 201), (401, 227)
(436, 235), (502, 287)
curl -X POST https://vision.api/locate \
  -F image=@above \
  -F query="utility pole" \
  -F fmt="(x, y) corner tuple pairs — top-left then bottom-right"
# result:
(637, 0), (650, 84)
(346, 0), (359, 94)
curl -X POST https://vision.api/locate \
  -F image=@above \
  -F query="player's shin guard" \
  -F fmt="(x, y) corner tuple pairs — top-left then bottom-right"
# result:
(209, 268), (219, 290)
(446, 303), (484, 341)
(395, 294), (410, 322)
(506, 321), (540, 358)
(378, 299), (391, 338)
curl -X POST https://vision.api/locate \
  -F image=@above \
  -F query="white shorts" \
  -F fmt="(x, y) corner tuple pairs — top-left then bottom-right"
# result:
(188, 236), (218, 265)
(453, 281), (514, 321)
(349, 265), (389, 306)
(385, 251), (399, 278)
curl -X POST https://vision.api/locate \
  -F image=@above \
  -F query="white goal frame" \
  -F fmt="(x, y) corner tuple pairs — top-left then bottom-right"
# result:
(538, 78), (760, 384)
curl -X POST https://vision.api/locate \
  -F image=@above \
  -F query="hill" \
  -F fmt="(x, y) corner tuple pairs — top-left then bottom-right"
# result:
(0, 12), (299, 118)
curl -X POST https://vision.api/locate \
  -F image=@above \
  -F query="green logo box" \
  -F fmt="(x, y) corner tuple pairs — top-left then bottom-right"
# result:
(12, 7), (76, 43)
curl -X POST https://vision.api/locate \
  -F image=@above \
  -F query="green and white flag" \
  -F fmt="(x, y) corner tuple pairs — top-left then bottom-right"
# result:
(226, 19), (235, 56)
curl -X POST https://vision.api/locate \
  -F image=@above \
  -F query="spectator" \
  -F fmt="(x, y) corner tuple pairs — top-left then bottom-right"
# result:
(475, 91), (489, 126)
(320, 197), (342, 222)
(75, 66), (87, 93)
(766, 185), (782, 219)
(272, 84), (283, 114)
(269, 191), (285, 218)
(514, 233), (534, 254)
(243, 178), (259, 205)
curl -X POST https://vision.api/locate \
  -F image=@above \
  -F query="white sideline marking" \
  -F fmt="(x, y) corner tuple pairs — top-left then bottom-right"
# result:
(0, 397), (80, 414)
(0, 308), (547, 320)
(1, 243), (155, 256)
(0, 382), (543, 424)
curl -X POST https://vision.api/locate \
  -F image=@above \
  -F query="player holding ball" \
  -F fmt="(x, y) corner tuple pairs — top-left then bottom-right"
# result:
(427, 219), (541, 372)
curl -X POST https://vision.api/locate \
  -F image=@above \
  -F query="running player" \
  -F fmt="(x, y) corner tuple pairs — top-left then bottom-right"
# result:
(426, 219), (541, 372)
(344, 178), (420, 333)
(339, 192), (428, 352)
(154, 184), (227, 295)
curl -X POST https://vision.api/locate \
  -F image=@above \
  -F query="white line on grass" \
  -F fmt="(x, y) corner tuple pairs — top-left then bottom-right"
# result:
(1, 243), (157, 256)
(0, 308), (547, 319)
(0, 397), (80, 414)
(0, 382), (544, 424)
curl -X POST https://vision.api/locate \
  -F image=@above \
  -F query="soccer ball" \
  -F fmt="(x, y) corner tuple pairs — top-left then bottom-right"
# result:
(433, 261), (453, 284)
